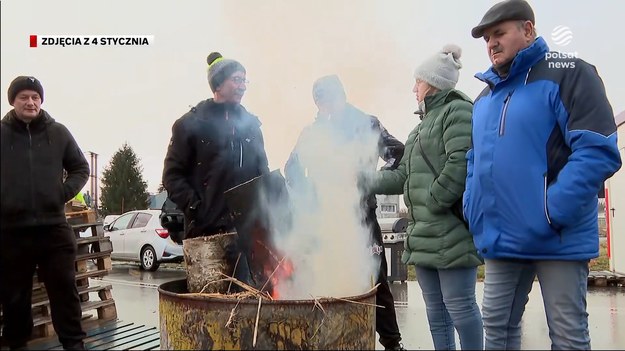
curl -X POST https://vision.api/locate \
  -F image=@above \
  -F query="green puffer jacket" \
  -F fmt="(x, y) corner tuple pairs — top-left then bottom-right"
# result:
(372, 89), (482, 269)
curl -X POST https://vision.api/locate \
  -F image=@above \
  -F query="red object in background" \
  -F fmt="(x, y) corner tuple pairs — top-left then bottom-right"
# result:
(606, 187), (611, 259)
(155, 228), (169, 239)
(29, 35), (37, 47)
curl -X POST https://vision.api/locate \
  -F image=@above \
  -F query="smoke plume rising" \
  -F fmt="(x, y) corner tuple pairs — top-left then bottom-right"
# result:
(262, 111), (383, 300)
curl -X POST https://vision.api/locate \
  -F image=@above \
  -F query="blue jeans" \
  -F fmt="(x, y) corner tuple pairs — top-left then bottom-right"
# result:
(482, 259), (590, 350)
(415, 266), (484, 350)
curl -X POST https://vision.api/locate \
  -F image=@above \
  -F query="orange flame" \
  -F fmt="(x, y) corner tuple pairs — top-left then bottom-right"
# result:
(264, 257), (294, 299)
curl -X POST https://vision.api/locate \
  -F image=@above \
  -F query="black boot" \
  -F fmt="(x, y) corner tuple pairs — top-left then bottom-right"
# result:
(62, 341), (86, 350)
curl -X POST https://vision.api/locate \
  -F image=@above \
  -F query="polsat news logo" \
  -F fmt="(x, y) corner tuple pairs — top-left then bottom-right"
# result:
(29, 35), (155, 47)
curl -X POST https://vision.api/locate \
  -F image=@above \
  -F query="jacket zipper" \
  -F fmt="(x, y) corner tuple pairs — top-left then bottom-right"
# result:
(239, 142), (243, 168)
(225, 110), (239, 167)
(27, 124), (36, 222)
(499, 91), (513, 136)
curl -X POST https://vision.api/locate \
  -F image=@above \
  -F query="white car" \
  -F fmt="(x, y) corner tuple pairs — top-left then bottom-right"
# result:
(104, 209), (184, 271)
(103, 215), (120, 226)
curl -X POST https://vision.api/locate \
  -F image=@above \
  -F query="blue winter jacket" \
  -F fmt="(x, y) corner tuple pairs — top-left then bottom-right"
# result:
(464, 37), (621, 260)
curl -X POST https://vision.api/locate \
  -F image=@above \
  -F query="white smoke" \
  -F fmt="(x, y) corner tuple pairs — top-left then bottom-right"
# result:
(268, 113), (383, 300)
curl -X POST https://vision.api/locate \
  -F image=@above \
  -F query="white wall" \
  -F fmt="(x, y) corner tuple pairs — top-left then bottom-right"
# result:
(606, 124), (625, 274)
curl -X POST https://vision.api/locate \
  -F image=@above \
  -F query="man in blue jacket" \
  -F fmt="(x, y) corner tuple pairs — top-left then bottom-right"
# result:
(465, 0), (622, 349)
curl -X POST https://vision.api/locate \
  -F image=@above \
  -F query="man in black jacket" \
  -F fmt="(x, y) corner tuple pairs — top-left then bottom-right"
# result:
(0, 76), (90, 350)
(162, 52), (270, 239)
(285, 75), (405, 351)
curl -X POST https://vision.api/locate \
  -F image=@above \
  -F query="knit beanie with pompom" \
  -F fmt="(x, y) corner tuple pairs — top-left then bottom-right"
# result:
(413, 44), (463, 90)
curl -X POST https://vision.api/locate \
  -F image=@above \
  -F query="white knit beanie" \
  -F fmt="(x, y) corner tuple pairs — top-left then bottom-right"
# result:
(413, 44), (463, 90)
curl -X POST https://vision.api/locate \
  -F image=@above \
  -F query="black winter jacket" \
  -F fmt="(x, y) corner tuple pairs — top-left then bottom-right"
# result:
(1, 110), (90, 229)
(162, 99), (270, 238)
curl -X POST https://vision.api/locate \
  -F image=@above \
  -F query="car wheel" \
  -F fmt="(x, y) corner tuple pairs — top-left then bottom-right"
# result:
(140, 246), (160, 271)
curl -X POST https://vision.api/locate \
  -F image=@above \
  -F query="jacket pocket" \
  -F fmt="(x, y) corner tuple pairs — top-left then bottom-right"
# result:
(543, 173), (562, 236)
(41, 180), (65, 213)
(543, 173), (552, 226)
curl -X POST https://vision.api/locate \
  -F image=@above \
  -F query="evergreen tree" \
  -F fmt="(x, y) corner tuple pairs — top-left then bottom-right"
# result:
(100, 143), (149, 215)
(157, 182), (166, 193)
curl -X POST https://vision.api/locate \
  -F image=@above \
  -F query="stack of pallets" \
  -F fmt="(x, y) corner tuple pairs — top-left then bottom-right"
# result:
(587, 270), (625, 287)
(28, 208), (118, 340)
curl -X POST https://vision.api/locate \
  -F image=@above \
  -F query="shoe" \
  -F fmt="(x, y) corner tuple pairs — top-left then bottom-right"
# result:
(385, 342), (406, 351)
(63, 341), (86, 350)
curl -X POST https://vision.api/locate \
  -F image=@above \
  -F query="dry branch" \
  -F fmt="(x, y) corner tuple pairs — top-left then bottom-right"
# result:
(310, 294), (327, 339)
(252, 297), (262, 347)
(317, 296), (383, 309)
(225, 298), (243, 329)
(227, 253), (242, 294)
(260, 255), (287, 293)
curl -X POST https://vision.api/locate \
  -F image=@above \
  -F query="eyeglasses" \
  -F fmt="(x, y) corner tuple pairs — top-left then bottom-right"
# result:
(230, 77), (249, 85)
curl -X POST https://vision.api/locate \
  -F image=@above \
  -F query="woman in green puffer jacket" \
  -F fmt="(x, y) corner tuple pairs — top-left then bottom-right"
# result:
(370, 45), (483, 350)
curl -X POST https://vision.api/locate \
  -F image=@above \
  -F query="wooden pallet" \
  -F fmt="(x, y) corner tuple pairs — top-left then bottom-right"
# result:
(0, 217), (118, 343)
(22, 320), (160, 351)
(588, 270), (625, 287)
(30, 220), (117, 340)
(66, 209), (97, 226)
(65, 201), (88, 214)
(73, 222), (106, 236)
(29, 282), (117, 339)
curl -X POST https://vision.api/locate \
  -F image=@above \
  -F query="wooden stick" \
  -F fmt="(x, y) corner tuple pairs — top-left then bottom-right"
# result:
(320, 296), (384, 309)
(260, 255), (287, 293)
(225, 298), (243, 328)
(217, 272), (273, 300)
(187, 273), (271, 300)
(364, 283), (381, 296)
(255, 239), (280, 263)
(182, 291), (255, 299)
(227, 253), (242, 294)
(310, 295), (327, 339)
(252, 297), (262, 347)
(198, 278), (232, 294)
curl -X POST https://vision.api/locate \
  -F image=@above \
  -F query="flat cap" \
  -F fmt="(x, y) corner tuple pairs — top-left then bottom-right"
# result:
(471, 0), (535, 38)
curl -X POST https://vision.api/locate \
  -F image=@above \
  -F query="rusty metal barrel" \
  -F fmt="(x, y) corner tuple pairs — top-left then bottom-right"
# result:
(159, 279), (376, 350)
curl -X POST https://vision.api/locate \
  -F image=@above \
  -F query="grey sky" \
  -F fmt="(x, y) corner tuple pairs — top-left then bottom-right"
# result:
(2, 0), (623, 194)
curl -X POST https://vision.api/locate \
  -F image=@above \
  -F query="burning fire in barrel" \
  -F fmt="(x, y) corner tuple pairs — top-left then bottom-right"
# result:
(159, 170), (379, 349)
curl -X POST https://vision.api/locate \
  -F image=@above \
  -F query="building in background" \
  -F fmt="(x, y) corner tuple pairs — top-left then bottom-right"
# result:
(148, 191), (168, 210)
(603, 110), (625, 274)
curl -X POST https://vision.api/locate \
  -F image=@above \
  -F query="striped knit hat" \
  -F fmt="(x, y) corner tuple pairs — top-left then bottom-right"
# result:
(206, 52), (246, 92)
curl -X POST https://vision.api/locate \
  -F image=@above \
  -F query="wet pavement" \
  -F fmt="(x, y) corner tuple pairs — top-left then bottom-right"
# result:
(94, 262), (625, 350)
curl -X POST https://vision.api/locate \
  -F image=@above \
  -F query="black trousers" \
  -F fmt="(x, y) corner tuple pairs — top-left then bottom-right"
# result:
(366, 208), (402, 348)
(0, 223), (86, 349)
